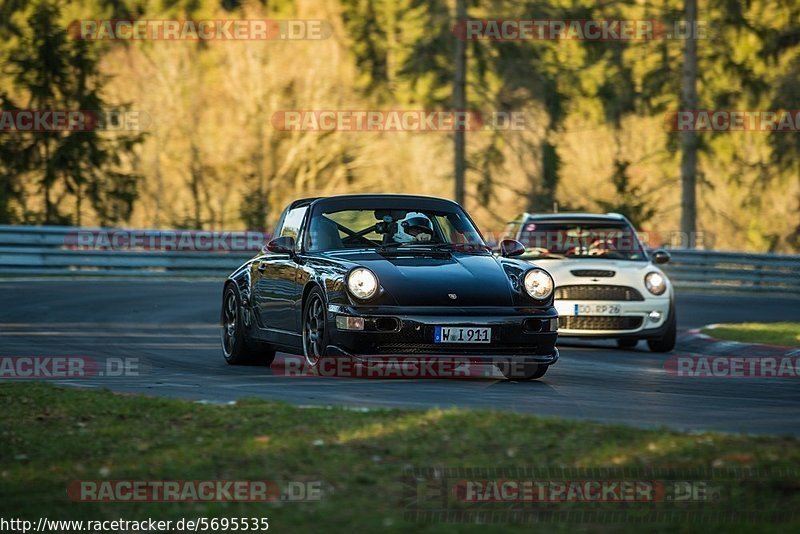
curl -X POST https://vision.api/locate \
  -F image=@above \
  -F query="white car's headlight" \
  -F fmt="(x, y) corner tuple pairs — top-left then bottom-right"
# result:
(645, 271), (667, 295)
(347, 268), (379, 300)
(523, 269), (554, 300)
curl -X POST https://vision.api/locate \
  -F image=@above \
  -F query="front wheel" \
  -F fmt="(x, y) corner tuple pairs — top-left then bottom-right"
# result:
(647, 309), (676, 353)
(496, 361), (548, 381)
(221, 285), (276, 366)
(302, 287), (329, 366)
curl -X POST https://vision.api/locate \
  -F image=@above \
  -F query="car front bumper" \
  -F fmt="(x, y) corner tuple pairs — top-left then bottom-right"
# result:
(326, 304), (560, 365)
(554, 298), (672, 338)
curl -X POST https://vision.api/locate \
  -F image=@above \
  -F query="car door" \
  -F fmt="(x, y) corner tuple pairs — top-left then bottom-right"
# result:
(254, 205), (307, 336)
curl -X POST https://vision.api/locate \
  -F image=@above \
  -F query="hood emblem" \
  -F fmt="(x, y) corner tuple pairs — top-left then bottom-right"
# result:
(448, 293), (458, 300)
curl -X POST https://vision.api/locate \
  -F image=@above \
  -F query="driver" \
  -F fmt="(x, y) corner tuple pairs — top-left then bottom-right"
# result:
(394, 212), (434, 243)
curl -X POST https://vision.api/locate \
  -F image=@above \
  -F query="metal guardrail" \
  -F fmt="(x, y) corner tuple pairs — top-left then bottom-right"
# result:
(0, 225), (798, 294)
(0, 225), (257, 277)
(661, 249), (800, 294)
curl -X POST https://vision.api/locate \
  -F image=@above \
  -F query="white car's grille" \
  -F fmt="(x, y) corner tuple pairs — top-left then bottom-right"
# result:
(555, 284), (644, 301)
(559, 316), (643, 331)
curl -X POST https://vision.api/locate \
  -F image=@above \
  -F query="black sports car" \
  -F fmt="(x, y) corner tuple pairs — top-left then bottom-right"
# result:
(220, 194), (559, 380)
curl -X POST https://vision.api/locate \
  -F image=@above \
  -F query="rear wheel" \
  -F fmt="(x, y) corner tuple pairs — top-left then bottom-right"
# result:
(647, 309), (676, 353)
(496, 361), (548, 381)
(616, 338), (638, 349)
(221, 285), (276, 366)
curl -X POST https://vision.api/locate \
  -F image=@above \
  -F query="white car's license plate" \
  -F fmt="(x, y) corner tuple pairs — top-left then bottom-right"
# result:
(434, 326), (491, 343)
(573, 303), (622, 316)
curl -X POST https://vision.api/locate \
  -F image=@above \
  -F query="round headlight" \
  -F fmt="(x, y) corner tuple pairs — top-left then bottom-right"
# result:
(645, 272), (667, 295)
(523, 269), (554, 300)
(347, 268), (379, 300)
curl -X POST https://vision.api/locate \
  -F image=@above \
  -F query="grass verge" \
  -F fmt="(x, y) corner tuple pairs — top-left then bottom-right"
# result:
(702, 322), (800, 347)
(1, 383), (799, 532)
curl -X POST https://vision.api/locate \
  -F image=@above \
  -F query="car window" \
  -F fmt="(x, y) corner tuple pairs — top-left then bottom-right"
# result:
(518, 221), (646, 261)
(432, 214), (483, 245)
(305, 208), (487, 252)
(326, 210), (383, 242)
(278, 206), (308, 247)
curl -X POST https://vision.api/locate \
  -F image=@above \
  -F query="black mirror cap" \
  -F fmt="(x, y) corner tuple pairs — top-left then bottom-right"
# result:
(264, 236), (295, 255)
(500, 239), (525, 258)
(652, 249), (671, 264)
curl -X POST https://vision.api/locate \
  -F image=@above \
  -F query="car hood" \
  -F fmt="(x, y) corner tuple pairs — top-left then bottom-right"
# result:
(328, 250), (515, 306)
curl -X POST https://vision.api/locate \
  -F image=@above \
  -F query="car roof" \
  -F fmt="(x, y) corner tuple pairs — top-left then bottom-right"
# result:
(518, 212), (631, 225)
(298, 194), (462, 212)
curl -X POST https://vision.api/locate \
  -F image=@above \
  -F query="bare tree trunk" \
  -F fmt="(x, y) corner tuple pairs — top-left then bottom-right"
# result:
(680, 0), (698, 248)
(43, 142), (52, 223)
(453, 0), (467, 207)
(189, 142), (203, 228)
(76, 181), (82, 227)
(153, 131), (162, 227)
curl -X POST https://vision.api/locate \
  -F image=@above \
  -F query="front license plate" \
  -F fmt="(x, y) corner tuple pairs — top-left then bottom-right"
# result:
(573, 303), (622, 316)
(434, 326), (491, 344)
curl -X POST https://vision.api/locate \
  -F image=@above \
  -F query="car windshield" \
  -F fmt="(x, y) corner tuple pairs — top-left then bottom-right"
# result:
(305, 207), (487, 252)
(515, 221), (647, 261)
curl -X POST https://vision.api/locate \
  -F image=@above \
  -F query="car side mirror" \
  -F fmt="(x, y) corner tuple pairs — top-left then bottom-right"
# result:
(652, 249), (670, 264)
(500, 239), (525, 258)
(263, 236), (295, 255)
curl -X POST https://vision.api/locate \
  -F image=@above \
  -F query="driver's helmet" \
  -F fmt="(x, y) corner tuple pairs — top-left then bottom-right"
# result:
(394, 212), (433, 243)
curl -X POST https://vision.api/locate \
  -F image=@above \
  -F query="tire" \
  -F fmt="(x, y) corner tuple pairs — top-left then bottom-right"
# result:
(616, 338), (638, 349)
(302, 286), (329, 366)
(496, 361), (548, 381)
(221, 285), (276, 366)
(647, 308), (676, 353)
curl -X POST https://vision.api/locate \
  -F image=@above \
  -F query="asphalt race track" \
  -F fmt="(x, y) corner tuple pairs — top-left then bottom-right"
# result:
(1, 280), (799, 435)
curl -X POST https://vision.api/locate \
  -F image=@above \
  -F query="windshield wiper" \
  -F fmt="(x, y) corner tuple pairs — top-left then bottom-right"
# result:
(378, 242), (453, 253)
(433, 243), (491, 253)
(381, 242), (488, 249)
(378, 241), (406, 251)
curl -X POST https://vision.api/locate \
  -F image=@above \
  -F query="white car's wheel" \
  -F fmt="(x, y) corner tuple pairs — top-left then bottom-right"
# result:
(647, 309), (676, 352)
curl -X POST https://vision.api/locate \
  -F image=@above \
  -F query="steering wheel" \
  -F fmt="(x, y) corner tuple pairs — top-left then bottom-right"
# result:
(588, 239), (611, 256)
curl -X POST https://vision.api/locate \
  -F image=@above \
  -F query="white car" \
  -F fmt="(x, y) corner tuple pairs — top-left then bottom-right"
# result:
(507, 213), (675, 352)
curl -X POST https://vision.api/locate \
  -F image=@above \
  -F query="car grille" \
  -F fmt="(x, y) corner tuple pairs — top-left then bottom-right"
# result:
(558, 316), (643, 331)
(555, 285), (644, 301)
(570, 269), (616, 278)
